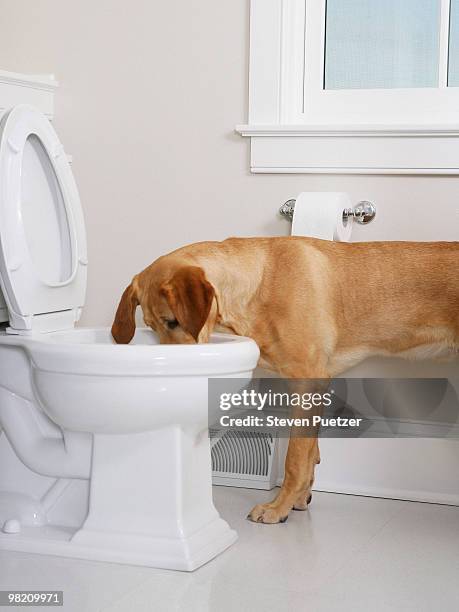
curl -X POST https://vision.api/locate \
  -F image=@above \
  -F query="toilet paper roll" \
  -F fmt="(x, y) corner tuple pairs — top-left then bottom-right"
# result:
(291, 192), (353, 242)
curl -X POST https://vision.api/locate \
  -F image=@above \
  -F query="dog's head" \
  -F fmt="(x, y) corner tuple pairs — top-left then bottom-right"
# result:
(111, 261), (217, 344)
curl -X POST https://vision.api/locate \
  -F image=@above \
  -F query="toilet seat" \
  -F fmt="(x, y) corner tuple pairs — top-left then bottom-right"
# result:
(0, 105), (87, 333)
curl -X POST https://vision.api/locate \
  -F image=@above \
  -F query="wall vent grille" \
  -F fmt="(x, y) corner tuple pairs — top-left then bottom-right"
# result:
(211, 430), (278, 490)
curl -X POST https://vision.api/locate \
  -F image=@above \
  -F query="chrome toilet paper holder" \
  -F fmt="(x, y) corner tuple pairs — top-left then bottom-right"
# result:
(279, 199), (376, 225)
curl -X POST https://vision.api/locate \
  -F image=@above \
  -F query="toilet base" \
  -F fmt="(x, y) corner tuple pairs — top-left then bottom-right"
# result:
(0, 425), (239, 571)
(0, 517), (237, 571)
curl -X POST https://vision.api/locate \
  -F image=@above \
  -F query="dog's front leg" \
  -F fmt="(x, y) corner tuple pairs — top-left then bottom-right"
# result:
(248, 375), (327, 524)
(248, 436), (320, 524)
(292, 440), (321, 510)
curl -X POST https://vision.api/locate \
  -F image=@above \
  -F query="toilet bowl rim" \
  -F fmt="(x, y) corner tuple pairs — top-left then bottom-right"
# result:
(0, 327), (261, 377)
(0, 327), (254, 348)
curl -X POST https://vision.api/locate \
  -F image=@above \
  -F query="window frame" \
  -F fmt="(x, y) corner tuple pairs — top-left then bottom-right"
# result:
(237, 0), (459, 174)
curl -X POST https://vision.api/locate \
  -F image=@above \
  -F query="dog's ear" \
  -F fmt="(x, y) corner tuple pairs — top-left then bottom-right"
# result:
(111, 283), (139, 344)
(160, 266), (215, 341)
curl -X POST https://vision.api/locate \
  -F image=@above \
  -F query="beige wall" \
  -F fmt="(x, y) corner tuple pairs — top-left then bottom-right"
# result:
(0, 0), (457, 326)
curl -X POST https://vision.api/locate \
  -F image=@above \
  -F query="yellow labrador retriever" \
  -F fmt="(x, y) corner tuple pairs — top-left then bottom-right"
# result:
(112, 237), (459, 524)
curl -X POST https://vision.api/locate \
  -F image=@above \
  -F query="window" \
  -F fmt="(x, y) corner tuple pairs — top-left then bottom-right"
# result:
(324, 0), (440, 90)
(237, 0), (459, 174)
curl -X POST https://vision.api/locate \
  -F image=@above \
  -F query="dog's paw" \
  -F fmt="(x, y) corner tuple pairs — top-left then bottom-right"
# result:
(247, 504), (289, 524)
(292, 492), (312, 511)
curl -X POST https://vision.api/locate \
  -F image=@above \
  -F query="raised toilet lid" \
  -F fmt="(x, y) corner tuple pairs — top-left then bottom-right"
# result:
(0, 105), (87, 333)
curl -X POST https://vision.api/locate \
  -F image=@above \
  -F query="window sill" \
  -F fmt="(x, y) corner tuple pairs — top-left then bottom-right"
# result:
(236, 124), (459, 174)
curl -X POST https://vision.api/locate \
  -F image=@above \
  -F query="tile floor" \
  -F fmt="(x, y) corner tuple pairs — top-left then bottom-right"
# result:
(0, 488), (458, 612)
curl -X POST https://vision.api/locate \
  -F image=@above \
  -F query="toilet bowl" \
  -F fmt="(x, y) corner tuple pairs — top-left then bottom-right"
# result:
(0, 105), (259, 570)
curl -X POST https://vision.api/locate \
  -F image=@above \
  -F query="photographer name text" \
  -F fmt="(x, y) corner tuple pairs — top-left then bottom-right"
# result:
(219, 415), (363, 428)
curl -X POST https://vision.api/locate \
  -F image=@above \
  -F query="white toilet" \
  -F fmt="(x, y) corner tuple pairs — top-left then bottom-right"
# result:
(0, 104), (259, 570)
